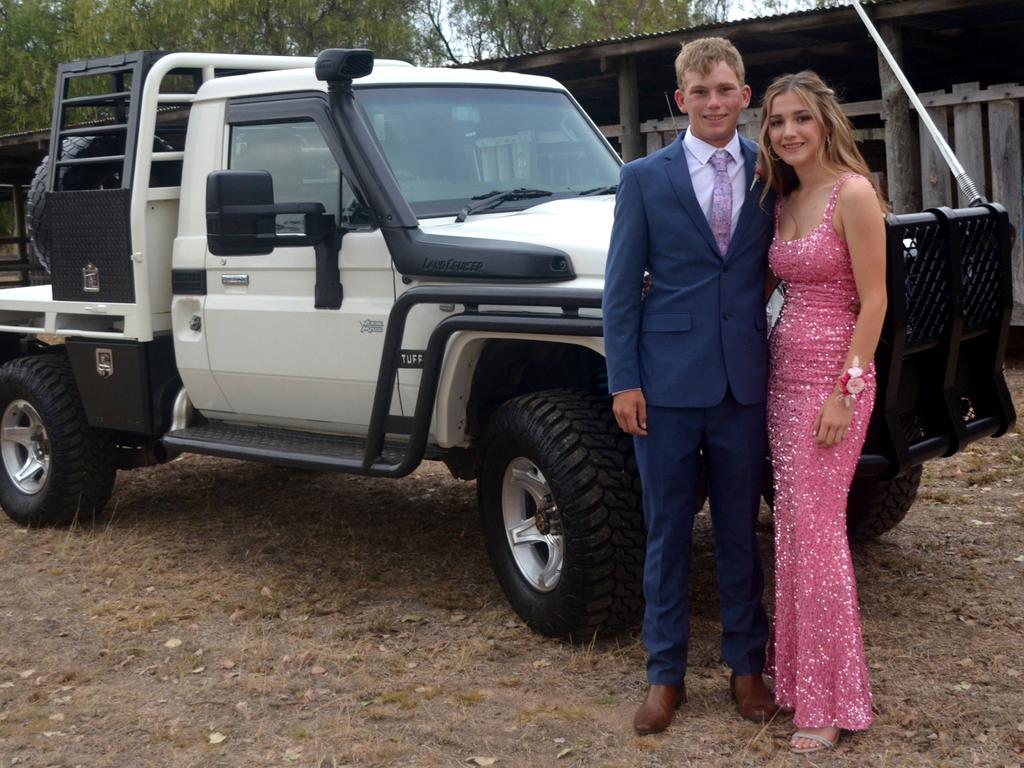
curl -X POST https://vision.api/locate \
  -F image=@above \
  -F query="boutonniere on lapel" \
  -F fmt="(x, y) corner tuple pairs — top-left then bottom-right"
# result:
(749, 162), (765, 192)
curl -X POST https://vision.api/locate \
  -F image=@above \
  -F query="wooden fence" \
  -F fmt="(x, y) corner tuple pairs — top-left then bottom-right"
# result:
(600, 81), (1024, 325)
(0, 184), (36, 287)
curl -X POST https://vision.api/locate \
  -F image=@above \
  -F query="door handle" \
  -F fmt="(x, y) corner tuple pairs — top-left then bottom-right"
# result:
(221, 274), (249, 287)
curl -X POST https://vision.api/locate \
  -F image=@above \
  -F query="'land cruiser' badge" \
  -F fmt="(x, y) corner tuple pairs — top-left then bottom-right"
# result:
(95, 349), (114, 379)
(82, 263), (100, 293)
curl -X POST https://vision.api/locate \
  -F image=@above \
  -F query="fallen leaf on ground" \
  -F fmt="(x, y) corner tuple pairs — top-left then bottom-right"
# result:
(208, 731), (226, 744)
(260, 586), (273, 598)
(557, 747), (574, 759)
(163, 638), (182, 649)
(400, 614), (422, 623)
(467, 758), (497, 766)
(310, 666), (327, 676)
(190, 666), (205, 674)
(221, 659), (236, 669)
(19, 669), (35, 679)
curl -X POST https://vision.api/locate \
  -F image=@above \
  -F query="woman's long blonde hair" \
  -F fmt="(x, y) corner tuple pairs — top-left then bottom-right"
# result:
(758, 70), (887, 210)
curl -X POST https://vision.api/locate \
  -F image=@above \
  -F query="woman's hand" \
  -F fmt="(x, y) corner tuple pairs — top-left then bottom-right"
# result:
(813, 394), (853, 447)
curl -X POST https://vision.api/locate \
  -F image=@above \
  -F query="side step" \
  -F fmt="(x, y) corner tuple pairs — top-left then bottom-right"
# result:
(163, 421), (439, 474)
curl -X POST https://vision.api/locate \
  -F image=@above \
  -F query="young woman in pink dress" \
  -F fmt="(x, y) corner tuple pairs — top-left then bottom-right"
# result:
(758, 71), (888, 754)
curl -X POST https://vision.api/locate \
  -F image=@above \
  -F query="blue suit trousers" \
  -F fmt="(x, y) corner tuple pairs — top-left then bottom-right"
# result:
(634, 392), (770, 685)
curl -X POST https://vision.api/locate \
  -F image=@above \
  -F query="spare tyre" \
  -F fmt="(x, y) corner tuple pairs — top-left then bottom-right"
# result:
(26, 135), (126, 274)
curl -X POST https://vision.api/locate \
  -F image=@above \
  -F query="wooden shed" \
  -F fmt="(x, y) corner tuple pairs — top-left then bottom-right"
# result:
(464, 0), (1024, 323)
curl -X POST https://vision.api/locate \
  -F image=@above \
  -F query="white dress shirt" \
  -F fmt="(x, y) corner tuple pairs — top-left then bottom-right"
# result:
(682, 130), (746, 237)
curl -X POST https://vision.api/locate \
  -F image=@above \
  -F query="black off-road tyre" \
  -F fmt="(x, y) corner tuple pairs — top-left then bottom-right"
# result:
(478, 390), (644, 640)
(845, 466), (922, 539)
(0, 353), (116, 526)
(26, 135), (136, 275)
(25, 161), (52, 282)
(761, 464), (922, 539)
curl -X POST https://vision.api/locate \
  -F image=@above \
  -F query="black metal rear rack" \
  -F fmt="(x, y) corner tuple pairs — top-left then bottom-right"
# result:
(48, 52), (165, 192)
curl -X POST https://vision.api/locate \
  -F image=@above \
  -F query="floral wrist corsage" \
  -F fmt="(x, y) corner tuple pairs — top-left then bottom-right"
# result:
(836, 357), (867, 407)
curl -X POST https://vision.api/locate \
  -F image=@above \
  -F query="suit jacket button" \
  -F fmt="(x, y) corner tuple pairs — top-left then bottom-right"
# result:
(722, 265), (730, 273)
(722, 312), (731, 320)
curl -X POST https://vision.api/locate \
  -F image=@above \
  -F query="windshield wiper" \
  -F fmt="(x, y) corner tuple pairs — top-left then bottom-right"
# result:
(577, 185), (618, 196)
(455, 188), (553, 223)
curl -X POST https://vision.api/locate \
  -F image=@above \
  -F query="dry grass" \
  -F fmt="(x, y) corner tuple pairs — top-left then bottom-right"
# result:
(0, 360), (1023, 767)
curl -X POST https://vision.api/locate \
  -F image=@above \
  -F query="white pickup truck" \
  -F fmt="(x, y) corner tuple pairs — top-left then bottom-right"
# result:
(0, 49), (1015, 639)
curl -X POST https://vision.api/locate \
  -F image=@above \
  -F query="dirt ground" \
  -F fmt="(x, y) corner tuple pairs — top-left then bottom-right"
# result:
(1, 360), (1022, 768)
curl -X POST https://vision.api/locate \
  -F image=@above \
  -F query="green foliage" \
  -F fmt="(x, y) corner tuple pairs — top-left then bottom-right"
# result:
(0, 0), (435, 134)
(423, 0), (722, 62)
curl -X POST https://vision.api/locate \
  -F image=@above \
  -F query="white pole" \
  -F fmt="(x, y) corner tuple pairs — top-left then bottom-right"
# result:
(851, 0), (985, 206)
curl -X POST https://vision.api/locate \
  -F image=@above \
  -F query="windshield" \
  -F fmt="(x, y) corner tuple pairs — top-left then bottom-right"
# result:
(355, 86), (621, 218)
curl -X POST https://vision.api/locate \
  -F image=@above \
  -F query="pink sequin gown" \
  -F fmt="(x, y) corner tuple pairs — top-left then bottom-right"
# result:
(766, 173), (874, 731)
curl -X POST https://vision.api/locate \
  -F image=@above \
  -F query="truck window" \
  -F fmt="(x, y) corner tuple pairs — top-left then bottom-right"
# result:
(356, 86), (621, 218)
(229, 120), (372, 231)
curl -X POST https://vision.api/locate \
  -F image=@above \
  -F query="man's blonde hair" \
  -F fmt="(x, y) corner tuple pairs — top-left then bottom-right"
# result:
(674, 37), (745, 90)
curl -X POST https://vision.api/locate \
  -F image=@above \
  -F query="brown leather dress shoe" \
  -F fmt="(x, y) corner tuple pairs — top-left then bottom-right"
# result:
(730, 673), (778, 722)
(633, 682), (686, 735)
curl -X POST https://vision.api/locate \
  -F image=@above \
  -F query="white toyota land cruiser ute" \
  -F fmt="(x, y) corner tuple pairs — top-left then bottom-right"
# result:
(0, 49), (1014, 640)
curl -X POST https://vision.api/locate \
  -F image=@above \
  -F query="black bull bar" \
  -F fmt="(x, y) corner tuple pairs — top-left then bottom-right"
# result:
(862, 203), (1016, 479)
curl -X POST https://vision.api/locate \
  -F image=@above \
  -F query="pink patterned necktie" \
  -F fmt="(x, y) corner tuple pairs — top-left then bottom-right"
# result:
(709, 149), (733, 257)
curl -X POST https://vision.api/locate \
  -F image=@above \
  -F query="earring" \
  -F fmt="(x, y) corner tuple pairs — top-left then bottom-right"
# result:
(826, 134), (832, 148)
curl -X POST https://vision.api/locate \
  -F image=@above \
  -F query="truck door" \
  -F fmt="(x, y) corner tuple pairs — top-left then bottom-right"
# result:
(203, 97), (394, 434)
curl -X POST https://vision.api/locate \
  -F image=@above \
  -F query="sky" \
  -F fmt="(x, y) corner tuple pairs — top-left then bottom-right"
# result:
(727, 1), (826, 20)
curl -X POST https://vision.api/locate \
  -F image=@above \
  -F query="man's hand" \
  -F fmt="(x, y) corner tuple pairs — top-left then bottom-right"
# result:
(613, 390), (648, 436)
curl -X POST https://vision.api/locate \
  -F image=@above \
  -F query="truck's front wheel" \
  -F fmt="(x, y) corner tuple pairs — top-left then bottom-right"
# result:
(479, 390), (644, 640)
(0, 353), (116, 526)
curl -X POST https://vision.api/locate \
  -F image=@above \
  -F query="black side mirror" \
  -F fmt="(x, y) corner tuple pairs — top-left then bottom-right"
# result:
(206, 170), (345, 310)
(206, 170), (333, 256)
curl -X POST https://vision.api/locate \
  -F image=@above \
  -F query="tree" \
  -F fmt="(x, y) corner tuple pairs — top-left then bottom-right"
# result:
(419, 0), (772, 64)
(0, 0), (434, 134)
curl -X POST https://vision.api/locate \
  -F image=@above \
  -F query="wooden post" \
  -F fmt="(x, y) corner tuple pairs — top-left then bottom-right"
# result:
(951, 82), (986, 207)
(616, 57), (642, 162)
(738, 121), (760, 141)
(11, 185), (28, 287)
(918, 91), (952, 209)
(988, 91), (1023, 310)
(646, 130), (665, 154)
(877, 21), (920, 213)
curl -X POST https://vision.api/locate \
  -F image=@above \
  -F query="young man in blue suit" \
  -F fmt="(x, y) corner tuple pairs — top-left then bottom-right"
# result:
(603, 37), (778, 735)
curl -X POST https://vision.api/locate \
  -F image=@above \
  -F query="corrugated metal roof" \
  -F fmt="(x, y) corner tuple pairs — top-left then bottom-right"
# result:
(462, 0), (904, 65)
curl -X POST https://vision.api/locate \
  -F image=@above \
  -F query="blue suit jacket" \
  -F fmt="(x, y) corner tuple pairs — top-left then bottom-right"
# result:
(603, 132), (775, 408)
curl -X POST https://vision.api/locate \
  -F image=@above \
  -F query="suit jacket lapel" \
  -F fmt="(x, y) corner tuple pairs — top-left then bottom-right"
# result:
(663, 132), (720, 256)
(727, 138), (763, 260)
